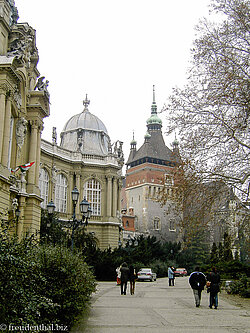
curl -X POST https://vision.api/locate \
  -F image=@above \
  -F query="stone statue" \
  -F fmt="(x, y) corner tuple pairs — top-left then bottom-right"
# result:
(14, 86), (22, 109)
(108, 138), (112, 154)
(7, 0), (19, 25)
(52, 127), (57, 144)
(8, 39), (26, 58)
(34, 76), (50, 100)
(51, 165), (57, 184)
(34, 76), (49, 91)
(16, 117), (27, 149)
(113, 141), (118, 155)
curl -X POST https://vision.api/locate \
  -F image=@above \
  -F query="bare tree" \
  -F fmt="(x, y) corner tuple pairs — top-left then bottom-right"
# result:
(164, 0), (250, 200)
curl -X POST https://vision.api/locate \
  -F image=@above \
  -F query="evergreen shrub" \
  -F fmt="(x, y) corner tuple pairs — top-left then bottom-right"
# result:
(229, 275), (250, 298)
(0, 234), (96, 330)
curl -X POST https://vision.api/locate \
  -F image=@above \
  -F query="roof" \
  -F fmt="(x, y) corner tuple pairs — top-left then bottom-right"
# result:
(62, 109), (108, 134)
(126, 130), (180, 166)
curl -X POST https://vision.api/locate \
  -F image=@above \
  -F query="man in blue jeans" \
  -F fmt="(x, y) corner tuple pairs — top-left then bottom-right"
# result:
(207, 267), (220, 309)
(189, 267), (206, 307)
(168, 266), (175, 286)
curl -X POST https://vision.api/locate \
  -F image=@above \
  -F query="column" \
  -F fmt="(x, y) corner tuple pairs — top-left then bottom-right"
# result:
(113, 177), (118, 217)
(28, 121), (38, 184)
(117, 180), (122, 213)
(76, 173), (80, 216)
(2, 96), (11, 167)
(106, 175), (112, 217)
(68, 172), (74, 217)
(16, 196), (26, 240)
(0, 91), (6, 162)
(35, 126), (42, 185)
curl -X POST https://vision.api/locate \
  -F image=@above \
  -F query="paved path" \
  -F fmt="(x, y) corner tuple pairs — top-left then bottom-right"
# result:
(72, 277), (250, 333)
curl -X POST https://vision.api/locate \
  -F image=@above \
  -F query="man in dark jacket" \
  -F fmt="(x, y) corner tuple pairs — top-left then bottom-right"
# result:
(207, 267), (220, 309)
(189, 267), (206, 307)
(120, 262), (130, 295)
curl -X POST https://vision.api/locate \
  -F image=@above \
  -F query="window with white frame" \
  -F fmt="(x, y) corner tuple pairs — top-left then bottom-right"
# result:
(169, 219), (176, 231)
(39, 168), (49, 209)
(55, 173), (67, 213)
(153, 217), (160, 230)
(84, 179), (101, 215)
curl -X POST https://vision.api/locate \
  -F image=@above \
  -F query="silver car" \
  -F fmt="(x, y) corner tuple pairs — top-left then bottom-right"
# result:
(137, 268), (157, 282)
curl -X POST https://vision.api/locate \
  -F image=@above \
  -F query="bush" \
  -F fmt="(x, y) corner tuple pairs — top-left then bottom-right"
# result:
(34, 245), (96, 327)
(0, 234), (96, 330)
(229, 275), (250, 298)
(150, 260), (169, 278)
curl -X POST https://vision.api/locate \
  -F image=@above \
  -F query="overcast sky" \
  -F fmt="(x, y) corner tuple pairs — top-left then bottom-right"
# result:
(15, 0), (213, 163)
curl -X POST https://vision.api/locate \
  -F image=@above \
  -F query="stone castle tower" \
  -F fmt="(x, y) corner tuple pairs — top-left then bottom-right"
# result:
(125, 86), (182, 242)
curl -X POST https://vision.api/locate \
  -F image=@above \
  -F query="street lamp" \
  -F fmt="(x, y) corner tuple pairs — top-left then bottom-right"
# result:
(47, 200), (55, 227)
(15, 208), (20, 222)
(70, 187), (91, 251)
(47, 200), (56, 215)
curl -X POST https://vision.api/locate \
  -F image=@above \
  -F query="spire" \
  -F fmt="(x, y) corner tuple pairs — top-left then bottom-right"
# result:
(130, 131), (137, 149)
(147, 85), (162, 129)
(172, 132), (179, 153)
(151, 85), (157, 115)
(83, 94), (90, 112)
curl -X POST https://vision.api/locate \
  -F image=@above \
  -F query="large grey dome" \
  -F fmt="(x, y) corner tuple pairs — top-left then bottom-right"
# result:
(60, 96), (110, 156)
(62, 108), (108, 134)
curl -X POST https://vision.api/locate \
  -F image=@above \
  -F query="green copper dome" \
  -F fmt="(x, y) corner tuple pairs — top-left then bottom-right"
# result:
(146, 114), (162, 125)
(130, 138), (137, 145)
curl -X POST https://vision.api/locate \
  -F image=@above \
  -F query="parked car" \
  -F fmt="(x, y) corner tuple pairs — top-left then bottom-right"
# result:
(137, 268), (157, 282)
(174, 268), (188, 277)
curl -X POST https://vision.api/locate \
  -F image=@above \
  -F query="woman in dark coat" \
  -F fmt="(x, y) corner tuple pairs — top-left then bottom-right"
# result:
(129, 265), (137, 295)
(207, 267), (220, 309)
(120, 262), (130, 295)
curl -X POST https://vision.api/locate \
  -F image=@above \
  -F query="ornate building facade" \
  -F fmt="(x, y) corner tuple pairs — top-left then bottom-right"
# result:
(40, 96), (124, 250)
(125, 87), (182, 243)
(0, 0), (50, 237)
(0, 0), (124, 249)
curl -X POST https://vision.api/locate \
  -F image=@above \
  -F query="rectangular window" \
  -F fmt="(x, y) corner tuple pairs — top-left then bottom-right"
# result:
(169, 219), (176, 231)
(84, 179), (101, 216)
(55, 174), (67, 213)
(153, 217), (160, 230)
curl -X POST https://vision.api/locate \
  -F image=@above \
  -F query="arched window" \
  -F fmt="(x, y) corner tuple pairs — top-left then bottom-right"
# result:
(84, 179), (101, 216)
(55, 173), (67, 213)
(39, 168), (49, 209)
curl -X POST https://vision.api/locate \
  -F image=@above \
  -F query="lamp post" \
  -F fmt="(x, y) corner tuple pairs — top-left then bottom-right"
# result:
(47, 200), (55, 227)
(15, 208), (20, 222)
(71, 186), (91, 251)
(46, 200), (56, 244)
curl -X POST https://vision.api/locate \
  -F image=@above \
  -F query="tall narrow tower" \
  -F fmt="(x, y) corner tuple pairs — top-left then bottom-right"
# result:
(125, 86), (181, 242)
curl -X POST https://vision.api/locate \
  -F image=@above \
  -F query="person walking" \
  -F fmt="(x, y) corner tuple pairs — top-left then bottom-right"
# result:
(189, 267), (206, 307)
(168, 266), (175, 286)
(120, 262), (130, 295)
(207, 267), (220, 309)
(116, 266), (121, 286)
(129, 265), (137, 295)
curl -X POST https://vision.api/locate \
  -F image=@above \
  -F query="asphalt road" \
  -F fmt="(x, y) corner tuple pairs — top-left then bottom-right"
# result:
(72, 277), (250, 333)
